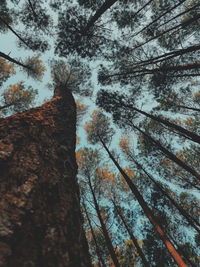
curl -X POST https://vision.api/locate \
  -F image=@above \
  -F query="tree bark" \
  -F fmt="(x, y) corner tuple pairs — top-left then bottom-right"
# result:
(99, 138), (187, 267)
(0, 88), (91, 267)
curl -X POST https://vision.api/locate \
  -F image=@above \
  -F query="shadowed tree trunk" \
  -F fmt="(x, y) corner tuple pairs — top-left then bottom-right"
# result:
(0, 86), (92, 267)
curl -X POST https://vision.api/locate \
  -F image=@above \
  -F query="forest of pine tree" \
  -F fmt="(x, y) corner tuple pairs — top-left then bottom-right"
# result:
(0, 0), (200, 266)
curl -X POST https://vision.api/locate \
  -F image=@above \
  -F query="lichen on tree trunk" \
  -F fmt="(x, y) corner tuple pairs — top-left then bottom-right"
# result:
(0, 89), (91, 267)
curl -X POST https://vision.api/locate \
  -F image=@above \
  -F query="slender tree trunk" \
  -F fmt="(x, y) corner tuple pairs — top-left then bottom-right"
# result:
(169, 234), (197, 267)
(129, 122), (200, 184)
(27, 0), (37, 19)
(0, 51), (30, 71)
(104, 61), (200, 81)
(83, 202), (107, 267)
(0, 16), (32, 49)
(84, 0), (118, 32)
(153, 62), (200, 73)
(157, 3), (200, 30)
(119, 102), (200, 144)
(112, 200), (149, 267)
(0, 88), (92, 266)
(129, 156), (200, 234)
(87, 174), (121, 267)
(170, 72), (200, 77)
(131, 0), (187, 38)
(131, 0), (153, 21)
(132, 44), (200, 67)
(99, 137), (187, 267)
(172, 104), (200, 112)
(133, 12), (200, 50)
(162, 101), (200, 112)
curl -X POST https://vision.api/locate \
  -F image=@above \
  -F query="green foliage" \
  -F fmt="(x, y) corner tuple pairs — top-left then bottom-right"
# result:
(24, 55), (46, 80)
(19, 1), (51, 32)
(55, 7), (102, 58)
(85, 110), (115, 145)
(0, 0), (12, 32)
(17, 33), (50, 52)
(117, 240), (139, 267)
(50, 59), (92, 96)
(77, 147), (101, 173)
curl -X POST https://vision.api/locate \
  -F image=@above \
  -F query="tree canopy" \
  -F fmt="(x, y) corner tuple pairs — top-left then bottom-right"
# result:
(1, 0), (200, 265)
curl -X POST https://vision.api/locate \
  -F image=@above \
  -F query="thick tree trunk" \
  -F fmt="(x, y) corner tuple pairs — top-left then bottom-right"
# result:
(0, 89), (91, 267)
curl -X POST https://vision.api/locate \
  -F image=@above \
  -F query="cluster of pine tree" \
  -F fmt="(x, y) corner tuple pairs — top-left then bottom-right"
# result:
(0, 0), (200, 266)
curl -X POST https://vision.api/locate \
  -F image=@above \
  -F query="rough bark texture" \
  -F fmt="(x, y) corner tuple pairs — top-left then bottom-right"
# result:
(0, 88), (91, 267)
